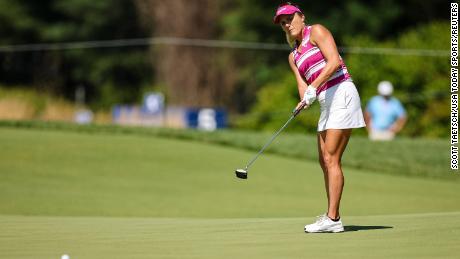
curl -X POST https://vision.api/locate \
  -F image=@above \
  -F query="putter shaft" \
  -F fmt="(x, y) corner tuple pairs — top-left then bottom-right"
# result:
(244, 114), (297, 170)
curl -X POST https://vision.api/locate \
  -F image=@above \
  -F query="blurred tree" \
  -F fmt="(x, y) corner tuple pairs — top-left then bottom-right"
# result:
(0, 0), (151, 109)
(0, 0), (450, 135)
(242, 21), (449, 137)
(234, 72), (321, 133)
(217, 0), (448, 114)
(218, 0), (289, 113)
(135, 0), (238, 108)
(345, 22), (449, 137)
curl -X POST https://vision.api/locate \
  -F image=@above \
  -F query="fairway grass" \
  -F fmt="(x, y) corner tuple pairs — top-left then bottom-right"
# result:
(0, 120), (453, 180)
(1, 212), (459, 259)
(0, 128), (458, 218)
(0, 127), (459, 258)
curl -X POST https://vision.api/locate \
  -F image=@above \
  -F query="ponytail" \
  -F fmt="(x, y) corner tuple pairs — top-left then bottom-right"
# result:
(285, 33), (296, 48)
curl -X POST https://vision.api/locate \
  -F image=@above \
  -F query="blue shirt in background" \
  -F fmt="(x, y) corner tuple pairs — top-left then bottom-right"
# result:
(366, 96), (406, 130)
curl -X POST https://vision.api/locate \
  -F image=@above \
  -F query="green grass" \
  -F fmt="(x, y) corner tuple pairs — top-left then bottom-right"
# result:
(0, 127), (458, 217)
(1, 212), (459, 259)
(0, 120), (454, 180)
(0, 126), (459, 258)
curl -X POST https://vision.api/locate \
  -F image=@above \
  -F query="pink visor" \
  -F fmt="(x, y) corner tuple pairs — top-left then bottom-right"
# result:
(273, 4), (302, 24)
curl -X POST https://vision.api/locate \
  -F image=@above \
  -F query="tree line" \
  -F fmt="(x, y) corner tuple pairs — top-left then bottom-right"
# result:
(0, 0), (450, 136)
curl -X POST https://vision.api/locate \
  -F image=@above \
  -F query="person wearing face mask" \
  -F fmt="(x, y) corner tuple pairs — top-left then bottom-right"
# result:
(273, 2), (366, 233)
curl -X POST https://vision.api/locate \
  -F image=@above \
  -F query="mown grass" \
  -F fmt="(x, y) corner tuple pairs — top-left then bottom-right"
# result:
(1, 213), (459, 259)
(0, 120), (454, 181)
(0, 127), (458, 258)
(0, 127), (458, 218)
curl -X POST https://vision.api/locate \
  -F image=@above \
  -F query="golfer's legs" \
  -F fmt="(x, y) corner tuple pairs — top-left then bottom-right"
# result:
(317, 134), (329, 204)
(319, 129), (351, 219)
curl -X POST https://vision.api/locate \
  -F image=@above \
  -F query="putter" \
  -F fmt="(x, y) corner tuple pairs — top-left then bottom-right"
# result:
(235, 102), (305, 179)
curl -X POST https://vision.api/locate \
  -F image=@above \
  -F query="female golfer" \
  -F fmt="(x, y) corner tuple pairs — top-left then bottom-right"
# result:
(274, 3), (365, 233)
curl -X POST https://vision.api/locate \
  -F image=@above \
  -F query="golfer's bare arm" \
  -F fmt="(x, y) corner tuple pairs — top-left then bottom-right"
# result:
(289, 52), (308, 100)
(309, 24), (341, 89)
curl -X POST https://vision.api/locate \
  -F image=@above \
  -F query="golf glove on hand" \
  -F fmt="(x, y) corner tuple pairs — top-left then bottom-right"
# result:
(303, 85), (317, 105)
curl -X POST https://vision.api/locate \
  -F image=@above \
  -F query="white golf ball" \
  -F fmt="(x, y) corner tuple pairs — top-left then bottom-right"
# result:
(61, 254), (70, 259)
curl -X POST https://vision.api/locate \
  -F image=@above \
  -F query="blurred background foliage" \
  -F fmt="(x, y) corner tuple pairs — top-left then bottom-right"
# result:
(0, 0), (450, 137)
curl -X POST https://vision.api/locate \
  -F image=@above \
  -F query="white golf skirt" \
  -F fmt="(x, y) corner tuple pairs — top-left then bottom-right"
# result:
(317, 80), (366, 132)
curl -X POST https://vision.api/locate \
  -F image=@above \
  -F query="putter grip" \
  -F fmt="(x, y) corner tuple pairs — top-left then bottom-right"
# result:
(292, 101), (306, 116)
(292, 108), (300, 116)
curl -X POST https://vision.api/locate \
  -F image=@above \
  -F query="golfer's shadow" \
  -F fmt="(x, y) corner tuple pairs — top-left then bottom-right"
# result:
(344, 225), (393, 232)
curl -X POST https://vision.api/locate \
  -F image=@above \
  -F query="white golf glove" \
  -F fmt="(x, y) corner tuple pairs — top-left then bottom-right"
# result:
(303, 85), (317, 105)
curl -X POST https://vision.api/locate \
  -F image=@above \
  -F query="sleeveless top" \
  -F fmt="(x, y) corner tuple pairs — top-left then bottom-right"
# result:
(292, 25), (351, 95)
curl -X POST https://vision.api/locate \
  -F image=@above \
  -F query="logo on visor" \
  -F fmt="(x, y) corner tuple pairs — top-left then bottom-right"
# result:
(277, 7), (287, 14)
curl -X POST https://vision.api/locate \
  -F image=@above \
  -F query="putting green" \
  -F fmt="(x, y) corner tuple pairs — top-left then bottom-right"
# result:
(0, 127), (459, 258)
(0, 212), (459, 259)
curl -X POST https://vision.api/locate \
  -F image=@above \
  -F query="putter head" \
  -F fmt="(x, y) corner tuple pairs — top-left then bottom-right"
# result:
(235, 169), (248, 179)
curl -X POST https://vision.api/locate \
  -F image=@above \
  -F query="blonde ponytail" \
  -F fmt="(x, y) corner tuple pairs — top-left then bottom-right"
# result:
(285, 33), (296, 48)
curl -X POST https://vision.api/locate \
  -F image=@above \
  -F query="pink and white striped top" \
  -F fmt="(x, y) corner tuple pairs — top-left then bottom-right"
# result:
(292, 25), (351, 95)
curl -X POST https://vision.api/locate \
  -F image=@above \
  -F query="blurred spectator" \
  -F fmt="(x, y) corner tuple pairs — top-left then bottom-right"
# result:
(364, 81), (407, 140)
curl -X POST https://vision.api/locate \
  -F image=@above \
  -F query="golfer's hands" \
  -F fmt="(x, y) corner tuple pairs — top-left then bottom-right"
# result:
(303, 85), (317, 106)
(293, 100), (307, 116)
